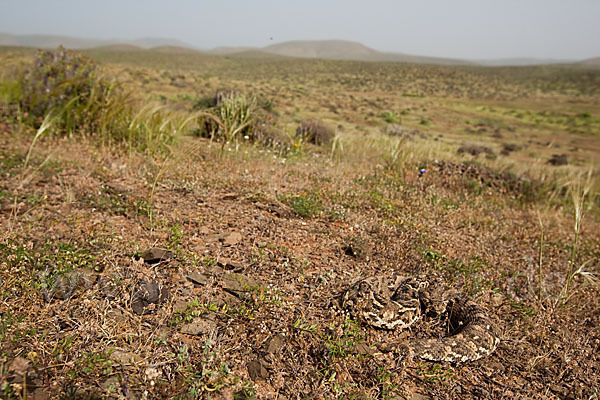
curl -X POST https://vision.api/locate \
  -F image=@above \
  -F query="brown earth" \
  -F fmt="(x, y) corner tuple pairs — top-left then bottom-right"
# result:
(1, 121), (599, 399)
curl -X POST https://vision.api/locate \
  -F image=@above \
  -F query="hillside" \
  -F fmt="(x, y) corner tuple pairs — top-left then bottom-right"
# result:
(260, 39), (473, 65)
(580, 57), (600, 66)
(0, 32), (193, 50)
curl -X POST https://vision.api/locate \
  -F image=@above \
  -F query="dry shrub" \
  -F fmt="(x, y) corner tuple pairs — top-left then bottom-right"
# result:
(252, 123), (293, 153)
(295, 119), (334, 145)
(457, 143), (496, 159)
(548, 154), (568, 166)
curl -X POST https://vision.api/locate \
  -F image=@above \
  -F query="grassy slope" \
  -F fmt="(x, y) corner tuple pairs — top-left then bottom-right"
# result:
(0, 46), (599, 399)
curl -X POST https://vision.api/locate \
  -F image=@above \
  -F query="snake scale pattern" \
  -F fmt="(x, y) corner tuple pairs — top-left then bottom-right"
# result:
(340, 275), (500, 363)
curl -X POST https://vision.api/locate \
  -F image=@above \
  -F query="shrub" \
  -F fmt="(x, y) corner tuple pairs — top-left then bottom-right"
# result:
(380, 111), (400, 124)
(295, 119), (334, 145)
(19, 46), (118, 133)
(281, 193), (323, 218)
(200, 93), (257, 144)
(457, 144), (496, 159)
(548, 154), (568, 166)
(252, 123), (293, 153)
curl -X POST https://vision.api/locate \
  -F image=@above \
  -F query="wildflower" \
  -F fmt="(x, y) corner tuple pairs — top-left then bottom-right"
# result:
(418, 168), (427, 177)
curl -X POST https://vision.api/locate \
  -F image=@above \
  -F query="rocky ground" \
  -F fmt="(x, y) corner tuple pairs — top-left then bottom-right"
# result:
(1, 120), (599, 399)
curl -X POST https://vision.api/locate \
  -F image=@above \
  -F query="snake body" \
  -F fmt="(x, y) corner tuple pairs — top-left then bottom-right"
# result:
(340, 275), (499, 363)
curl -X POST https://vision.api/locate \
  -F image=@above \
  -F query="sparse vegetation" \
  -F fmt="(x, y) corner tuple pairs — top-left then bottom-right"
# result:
(0, 44), (599, 399)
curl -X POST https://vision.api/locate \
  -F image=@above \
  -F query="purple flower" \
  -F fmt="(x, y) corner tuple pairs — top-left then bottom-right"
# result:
(418, 168), (427, 177)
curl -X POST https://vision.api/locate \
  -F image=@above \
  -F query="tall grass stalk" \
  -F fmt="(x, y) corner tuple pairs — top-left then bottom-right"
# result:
(536, 211), (544, 304)
(24, 111), (57, 169)
(562, 169), (593, 300)
(330, 133), (344, 162)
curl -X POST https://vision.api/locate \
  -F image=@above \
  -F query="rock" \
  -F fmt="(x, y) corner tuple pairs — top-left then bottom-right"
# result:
(221, 192), (238, 200)
(221, 273), (260, 300)
(266, 334), (285, 354)
(181, 319), (217, 336)
(45, 269), (97, 301)
(110, 351), (140, 365)
(9, 357), (31, 376)
(186, 271), (210, 286)
(217, 258), (244, 271)
(355, 343), (377, 356)
(101, 375), (121, 393)
(140, 248), (173, 264)
(222, 232), (242, 246)
(247, 359), (269, 381)
(107, 309), (128, 323)
(131, 282), (169, 315)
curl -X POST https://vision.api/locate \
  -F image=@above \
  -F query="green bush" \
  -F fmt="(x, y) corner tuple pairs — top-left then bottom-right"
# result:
(380, 111), (400, 124)
(200, 93), (257, 144)
(19, 46), (119, 133)
(281, 193), (323, 218)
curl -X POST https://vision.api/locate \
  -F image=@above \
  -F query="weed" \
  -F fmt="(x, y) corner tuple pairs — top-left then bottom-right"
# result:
(416, 363), (454, 385)
(380, 111), (400, 124)
(561, 168), (595, 301)
(168, 223), (184, 250)
(200, 93), (257, 149)
(281, 192), (323, 218)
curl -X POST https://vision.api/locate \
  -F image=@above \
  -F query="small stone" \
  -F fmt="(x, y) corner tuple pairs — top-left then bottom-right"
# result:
(140, 248), (173, 264)
(221, 192), (238, 200)
(217, 258), (244, 271)
(9, 357), (31, 375)
(355, 343), (376, 356)
(221, 273), (260, 300)
(110, 351), (140, 365)
(186, 271), (210, 286)
(181, 319), (217, 336)
(222, 232), (242, 246)
(131, 282), (169, 315)
(101, 375), (121, 393)
(247, 359), (269, 381)
(173, 299), (188, 313)
(266, 334), (285, 354)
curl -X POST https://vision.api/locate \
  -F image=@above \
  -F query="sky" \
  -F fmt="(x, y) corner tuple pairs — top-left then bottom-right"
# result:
(1, 0), (599, 60)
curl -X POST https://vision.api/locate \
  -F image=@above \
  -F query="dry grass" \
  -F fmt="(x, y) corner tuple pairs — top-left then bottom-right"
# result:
(0, 46), (599, 399)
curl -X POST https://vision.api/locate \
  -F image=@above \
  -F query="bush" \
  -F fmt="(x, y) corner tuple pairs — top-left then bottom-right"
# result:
(295, 119), (334, 145)
(457, 144), (496, 159)
(200, 93), (257, 144)
(252, 123), (293, 153)
(19, 46), (118, 133)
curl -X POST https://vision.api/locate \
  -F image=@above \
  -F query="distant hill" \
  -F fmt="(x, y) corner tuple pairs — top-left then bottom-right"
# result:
(580, 57), (600, 67)
(0, 32), (193, 50)
(211, 46), (256, 55)
(258, 40), (472, 65)
(476, 57), (574, 66)
(263, 40), (376, 59)
(2, 32), (597, 67)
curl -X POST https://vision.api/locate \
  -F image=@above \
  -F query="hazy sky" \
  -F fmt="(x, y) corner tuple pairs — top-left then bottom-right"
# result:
(1, 0), (599, 60)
